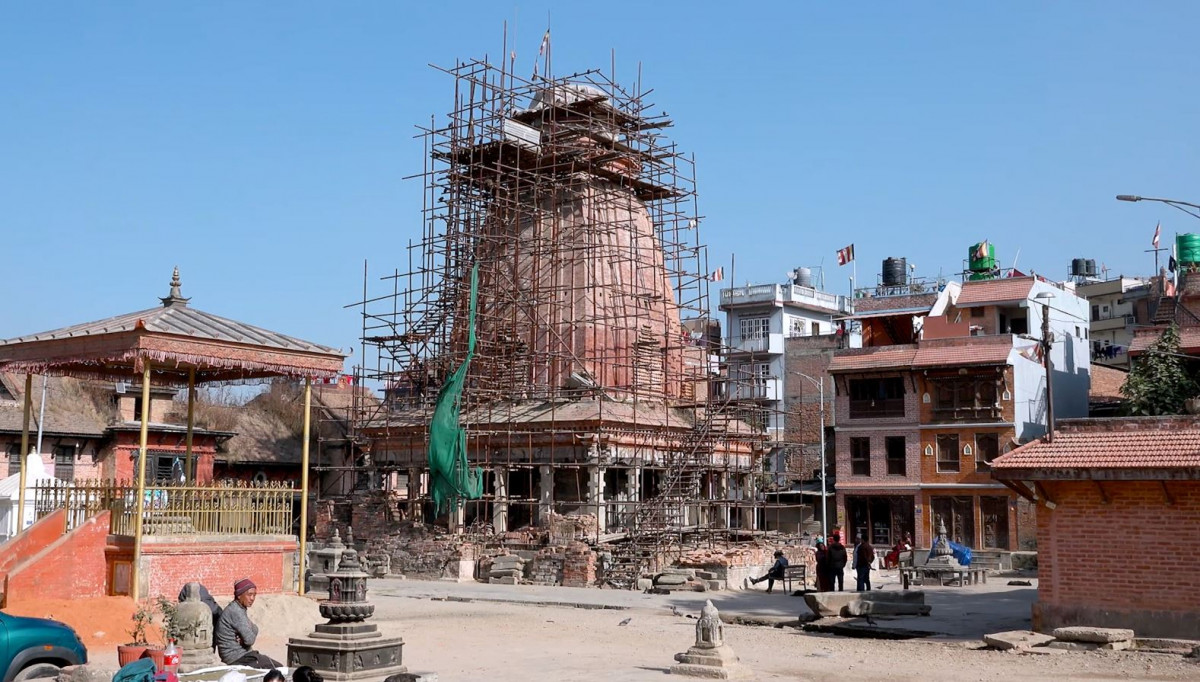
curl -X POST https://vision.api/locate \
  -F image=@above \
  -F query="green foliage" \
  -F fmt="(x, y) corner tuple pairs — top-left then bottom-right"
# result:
(127, 603), (152, 646)
(1121, 325), (1199, 416)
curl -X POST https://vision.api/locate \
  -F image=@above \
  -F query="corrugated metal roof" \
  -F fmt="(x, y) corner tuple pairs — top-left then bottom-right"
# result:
(0, 303), (339, 355)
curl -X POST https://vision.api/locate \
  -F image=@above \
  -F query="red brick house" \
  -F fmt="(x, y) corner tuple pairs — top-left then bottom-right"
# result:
(991, 416), (1200, 639)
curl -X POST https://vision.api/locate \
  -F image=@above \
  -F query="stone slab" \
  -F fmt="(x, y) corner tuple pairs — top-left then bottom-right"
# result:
(656, 573), (689, 586)
(844, 600), (931, 617)
(1051, 626), (1135, 644)
(1133, 638), (1196, 654)
(803, 590), (925, 617)
(668, 663), (752, 679)
(488, 569), (522, 578)
(489, 576), (519, 585)
(636, 578), (653, 591)
(982, 630), (1055, 651)
(384, 674), (438, 682)
(1047, 641), (1100, 651)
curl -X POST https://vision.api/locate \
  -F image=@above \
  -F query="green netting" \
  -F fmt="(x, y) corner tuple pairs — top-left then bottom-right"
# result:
(428, 263), (483, 515)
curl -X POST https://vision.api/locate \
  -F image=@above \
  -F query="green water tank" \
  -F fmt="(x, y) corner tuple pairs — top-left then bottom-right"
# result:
(968, 242), (996, 273)
(1177, 233), (1200, 266)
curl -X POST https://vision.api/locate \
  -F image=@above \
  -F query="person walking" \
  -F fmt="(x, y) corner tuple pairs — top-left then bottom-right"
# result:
(827, 533), (848, 591)
(854, 533), (876, 592)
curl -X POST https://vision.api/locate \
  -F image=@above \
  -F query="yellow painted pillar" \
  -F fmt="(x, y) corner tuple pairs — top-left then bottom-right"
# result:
(15, 374), (33, 532)
(131, 363), (152, 600)
(298, 377), (312, 595)
(185, 368), (196, 482)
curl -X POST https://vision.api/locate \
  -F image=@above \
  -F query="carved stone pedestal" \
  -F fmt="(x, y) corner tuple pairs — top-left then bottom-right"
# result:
(670, 601), (751, 679)
(289, 528), (408, 682)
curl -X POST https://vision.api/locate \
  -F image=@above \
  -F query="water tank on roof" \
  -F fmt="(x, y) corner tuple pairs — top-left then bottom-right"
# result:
(1070, 258), (1088, 277)
(968, 242), (998, 281)
(882, 257), (907, 286)
(1085, 259), (1098, 277)
(792, 267), (813, 288)
(1178, 234), (1200, 266)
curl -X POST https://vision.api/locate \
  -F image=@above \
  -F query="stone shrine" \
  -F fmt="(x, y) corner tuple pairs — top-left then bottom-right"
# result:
(176, 582), (220, 672)
(670, 601), (750, 679)
(926, 519), (962, 569)
(289, 528), (407, 682)
(309, 528), (348, 594)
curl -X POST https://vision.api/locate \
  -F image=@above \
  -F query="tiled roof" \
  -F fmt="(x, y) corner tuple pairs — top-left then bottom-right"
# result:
(955, 277), (1035, 306)
(1089, 364), (1127, 402)
(1129, 326), (1200, 354)
(911, 343), (1012, 368)
(828, 346), (918, 372)
(850, 293), (939, 314)
(991, 417), (1200, 476)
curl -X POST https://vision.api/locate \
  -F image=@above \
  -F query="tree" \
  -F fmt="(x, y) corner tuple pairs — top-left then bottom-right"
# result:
(1121, 324), (1199, 416)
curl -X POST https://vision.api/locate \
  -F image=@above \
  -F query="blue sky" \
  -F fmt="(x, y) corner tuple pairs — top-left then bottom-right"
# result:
(3, 2), (1198, 370)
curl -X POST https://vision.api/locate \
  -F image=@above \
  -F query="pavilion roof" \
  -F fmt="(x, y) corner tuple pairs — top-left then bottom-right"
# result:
(0, 269), (345, 385)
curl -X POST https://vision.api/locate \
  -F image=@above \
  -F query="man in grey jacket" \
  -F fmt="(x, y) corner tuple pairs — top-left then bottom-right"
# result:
(215, 578), (280, 668)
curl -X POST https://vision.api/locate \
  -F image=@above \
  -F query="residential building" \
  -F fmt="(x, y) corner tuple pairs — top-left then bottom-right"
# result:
(829, 274), (1091, 552)
(991, 416), (1200, 639)
(719, 273), (852, 462)
(1075, 276), (1153, 367)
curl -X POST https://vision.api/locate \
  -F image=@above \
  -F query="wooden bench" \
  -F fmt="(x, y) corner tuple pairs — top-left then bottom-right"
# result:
(781, 564), (807, 593)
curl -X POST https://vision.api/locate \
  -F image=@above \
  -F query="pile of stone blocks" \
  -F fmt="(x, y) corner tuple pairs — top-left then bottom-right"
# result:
(530, 550), (564, 586)
(649, 568), (715, 593)
(488, 554), (526, 584)
(982, 626), (1137, 652)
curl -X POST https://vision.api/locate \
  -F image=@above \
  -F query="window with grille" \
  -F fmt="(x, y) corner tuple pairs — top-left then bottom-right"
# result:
(850, 437), (871, 476)
(7, 443), (20, 475)
(885, 436), (906, 475)
(739, 317), (770, 340)
(53, 444), (75, 481)
(975, 433), (1000, 471)
(936, 434), (960, 473)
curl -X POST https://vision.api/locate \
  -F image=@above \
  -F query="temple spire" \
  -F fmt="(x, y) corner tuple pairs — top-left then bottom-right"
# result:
(160, 266), (191, 307)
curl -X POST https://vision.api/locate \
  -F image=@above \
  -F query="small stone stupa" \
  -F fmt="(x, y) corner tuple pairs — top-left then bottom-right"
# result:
(176, 582), (220, 672)
(308, 528), (347, 594)
(926, 519), (961, 569)
(288, 528), (407, 682)
(671, 601), (750, 679)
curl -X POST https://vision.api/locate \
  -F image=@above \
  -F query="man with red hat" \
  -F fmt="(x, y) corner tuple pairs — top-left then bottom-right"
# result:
(215, 578), (280, 668)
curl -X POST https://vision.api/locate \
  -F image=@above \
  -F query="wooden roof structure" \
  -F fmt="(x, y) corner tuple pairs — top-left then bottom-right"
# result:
(0, 268), (345, 384)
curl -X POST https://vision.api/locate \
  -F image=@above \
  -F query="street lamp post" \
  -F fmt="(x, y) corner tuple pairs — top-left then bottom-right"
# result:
(1035, 291), (1055, 442)
(791, 371), (828, 539)
(1116, 194), (1200, 221)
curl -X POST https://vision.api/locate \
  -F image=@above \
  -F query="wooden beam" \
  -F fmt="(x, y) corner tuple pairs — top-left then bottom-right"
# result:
(1160, 481), (1174, 506)
(1033, 481), (1056, 509)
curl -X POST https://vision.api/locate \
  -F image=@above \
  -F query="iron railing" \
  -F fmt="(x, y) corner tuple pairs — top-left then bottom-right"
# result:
(32, 479), (295, 537)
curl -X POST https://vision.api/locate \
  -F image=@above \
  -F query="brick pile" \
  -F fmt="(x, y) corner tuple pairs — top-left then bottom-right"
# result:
(562, 541), (597, 587)
(363, 521), (478, 579)
(530, 549), (564, 586)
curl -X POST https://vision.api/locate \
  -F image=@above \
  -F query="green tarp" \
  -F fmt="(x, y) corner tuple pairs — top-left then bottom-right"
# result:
(428, 263), (483, 514)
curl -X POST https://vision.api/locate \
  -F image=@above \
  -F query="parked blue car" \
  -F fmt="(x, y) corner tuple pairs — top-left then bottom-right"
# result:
(0, 612), (88, 682)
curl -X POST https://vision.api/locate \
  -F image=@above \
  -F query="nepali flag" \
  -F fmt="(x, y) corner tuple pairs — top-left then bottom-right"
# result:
(837, 244), (855, 266)
(1153, 222), (1161, 249)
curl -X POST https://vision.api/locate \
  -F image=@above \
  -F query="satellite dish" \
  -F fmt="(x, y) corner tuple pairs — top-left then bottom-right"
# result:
(786, 270), (796, 280)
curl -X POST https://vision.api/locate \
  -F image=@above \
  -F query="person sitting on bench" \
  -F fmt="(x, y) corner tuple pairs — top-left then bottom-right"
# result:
(747, 550), (789, 594)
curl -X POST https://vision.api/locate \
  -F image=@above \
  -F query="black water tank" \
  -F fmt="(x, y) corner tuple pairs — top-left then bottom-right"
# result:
(1071, 258), (1087, 277)
(882, 257), (907, 286)
(1085, 259), (1098, 277)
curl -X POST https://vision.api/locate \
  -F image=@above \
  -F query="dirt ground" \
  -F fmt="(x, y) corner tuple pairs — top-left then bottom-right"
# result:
(61, 586), (1200, 681)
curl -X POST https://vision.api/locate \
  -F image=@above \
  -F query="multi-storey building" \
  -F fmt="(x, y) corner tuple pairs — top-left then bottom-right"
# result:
(829, 274), (1090, 552)
(1075, 276), (1153, 368)
(719, 273), (852, 457)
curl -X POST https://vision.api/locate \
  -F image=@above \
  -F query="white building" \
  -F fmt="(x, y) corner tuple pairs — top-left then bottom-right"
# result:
(1074, 276), (1153, 368)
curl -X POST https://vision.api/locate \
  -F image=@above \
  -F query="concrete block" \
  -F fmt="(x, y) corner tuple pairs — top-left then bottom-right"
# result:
(1047, 641), (1100, 651)
(844, 600), (931, 617)
(636, 578), (653, 591)
(655, 573), (689, 586)
(489, 568), (522, 578)
(489, 576), (518, 585)
(694, 570), (718, 581)
(705, 580), (722, 591)
(803, 590), (925, 617)
(1051, 626), (1135, 644)
(982, 630), (1055, 651)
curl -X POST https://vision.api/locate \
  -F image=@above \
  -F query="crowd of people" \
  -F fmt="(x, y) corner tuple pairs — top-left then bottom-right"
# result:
(753, 529), (916, 595)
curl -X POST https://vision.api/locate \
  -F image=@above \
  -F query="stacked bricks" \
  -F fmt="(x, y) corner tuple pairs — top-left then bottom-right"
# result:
(530, 549), (565, 586)
(562, 541), (596, 587)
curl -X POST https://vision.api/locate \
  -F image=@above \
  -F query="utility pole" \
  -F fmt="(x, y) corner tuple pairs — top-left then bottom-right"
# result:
(1041, 297), (1055, 442)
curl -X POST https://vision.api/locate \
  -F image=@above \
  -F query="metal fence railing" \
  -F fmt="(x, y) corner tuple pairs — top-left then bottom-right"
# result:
(32, 479), (295, 537)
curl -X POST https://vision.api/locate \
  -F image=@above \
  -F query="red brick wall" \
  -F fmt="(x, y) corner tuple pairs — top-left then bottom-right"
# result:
(1036, 480), (1200, 638)
(137, 536), (296, 600)
(5, 512), (110, 602)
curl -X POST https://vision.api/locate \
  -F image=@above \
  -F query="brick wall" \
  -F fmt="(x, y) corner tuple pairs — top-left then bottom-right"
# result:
(131, 535), (296, 600)
(5, 512), (110, 602)
(0, 509), (65, 578)
(562, 542), (596, 587)
(1035, 480), (1200, 638)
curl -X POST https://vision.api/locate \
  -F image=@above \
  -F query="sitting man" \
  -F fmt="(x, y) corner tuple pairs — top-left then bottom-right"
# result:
(746, 550), (789, 594)
(215, 578), (280, 669)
